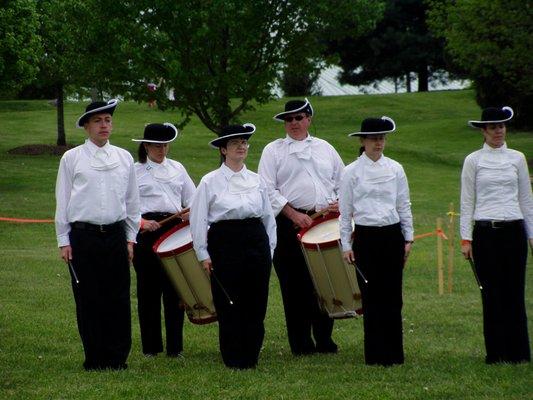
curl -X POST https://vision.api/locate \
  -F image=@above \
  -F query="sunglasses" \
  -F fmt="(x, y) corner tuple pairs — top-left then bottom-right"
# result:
(284, 115), (306, 123)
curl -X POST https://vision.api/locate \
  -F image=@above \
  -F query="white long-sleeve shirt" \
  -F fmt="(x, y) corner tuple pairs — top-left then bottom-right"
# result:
(460, 142), (533, 240)
(55, 139), (140, 247)
(189, 163), (277, 262)
(339, 153), (414, 251)
(135, 158), (196, 214)
(258, 134), (344, 215)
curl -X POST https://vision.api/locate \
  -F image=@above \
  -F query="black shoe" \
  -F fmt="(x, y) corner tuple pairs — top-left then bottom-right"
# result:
(167, 352), (183, 358)
(144, 352), (158, 358)
(316, 341), (338, 354)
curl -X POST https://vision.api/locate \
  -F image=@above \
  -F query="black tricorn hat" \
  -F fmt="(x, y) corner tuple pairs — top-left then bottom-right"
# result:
(468, 106), (513, 128)
(348, 116), (396, 136)
(76, 99), (119, 128)
(273, 98), (314, 122)
(209, 123), (256, 148)
(131, 123), (178, 143)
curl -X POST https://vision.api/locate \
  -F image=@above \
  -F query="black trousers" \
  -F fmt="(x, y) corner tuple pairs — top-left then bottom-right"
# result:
(69, 223), (131, 370)
(273, 213), (336, 355)
(207, 218), (272, 369)
(132, 214), (184, 356)
(353, 223), (405, 366)
(472, 221), (530, 364)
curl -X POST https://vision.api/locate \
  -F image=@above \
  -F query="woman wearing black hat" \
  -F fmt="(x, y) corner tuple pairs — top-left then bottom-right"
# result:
(131, 123), (196, 357)
(55, 99), (140, 370)
(189, 123), (276, 369)
(339, 116), (413, 366)
(460, 106), (532, 364)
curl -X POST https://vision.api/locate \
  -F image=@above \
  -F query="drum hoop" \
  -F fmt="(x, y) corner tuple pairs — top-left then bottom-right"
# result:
(297, 211), (341, 249)
(152, 220), (194, 256)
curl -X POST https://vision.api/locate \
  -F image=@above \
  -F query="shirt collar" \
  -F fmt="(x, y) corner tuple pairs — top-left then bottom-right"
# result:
(361, 152), (385, 165)
(85, 138), (111, 156)
(285, 133), (313, 144)
(146, 157), (168, 169)
(220, 163), (248, 180)
(483, 142), (507, 152)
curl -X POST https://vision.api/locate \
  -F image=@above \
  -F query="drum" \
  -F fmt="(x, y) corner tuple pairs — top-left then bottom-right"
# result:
(297, 212), (362, 319)
(153, 221), (217, 324)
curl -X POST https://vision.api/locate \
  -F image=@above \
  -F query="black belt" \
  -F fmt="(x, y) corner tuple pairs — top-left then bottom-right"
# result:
(211, 218), (261, 227)
(142, 212), (174, 222)
(354, 222), (401, 232)
(474, 220), (523, 229)
(71, 220), (124, 233)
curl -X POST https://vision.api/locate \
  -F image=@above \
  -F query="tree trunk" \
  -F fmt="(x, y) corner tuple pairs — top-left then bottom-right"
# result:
(56, 83), (66, 146)
(405, 73), (411, 93)
(90, 87), (99, 102)
(417, 66), (429, 92)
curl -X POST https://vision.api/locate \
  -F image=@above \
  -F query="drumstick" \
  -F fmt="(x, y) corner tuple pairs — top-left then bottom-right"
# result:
(158, 207), (190, 226)
(211, 269), (234, 305)
(467, 258), (483, 290)
(352, 262), (368, 284)
(67, 260), (79, 284)
(293, 208), (330, 229)
(141, 208), (190, 233)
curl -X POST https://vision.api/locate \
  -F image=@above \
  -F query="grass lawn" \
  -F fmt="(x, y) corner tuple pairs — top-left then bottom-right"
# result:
(0, 90), (532, 399)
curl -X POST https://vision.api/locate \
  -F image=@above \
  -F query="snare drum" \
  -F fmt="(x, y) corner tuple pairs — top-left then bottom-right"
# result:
(153, 221), (217, 324)
(297, 212), (362, 319)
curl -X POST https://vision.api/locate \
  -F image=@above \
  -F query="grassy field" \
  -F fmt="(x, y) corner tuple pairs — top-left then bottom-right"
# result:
(0, 90), (532, 399)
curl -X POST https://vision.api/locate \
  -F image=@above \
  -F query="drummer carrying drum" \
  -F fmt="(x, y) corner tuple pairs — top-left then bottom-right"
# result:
(258, 98), (344, 356)
(131, 123), (196, 358)
(339, 116), (414, 366)
(189, 123), (276, 369)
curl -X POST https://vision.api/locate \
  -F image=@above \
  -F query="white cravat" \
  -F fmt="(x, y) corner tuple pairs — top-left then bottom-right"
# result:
(288, 138), (312, 159)
(90, 146), (119, 170)
(147, 158), (180, 182)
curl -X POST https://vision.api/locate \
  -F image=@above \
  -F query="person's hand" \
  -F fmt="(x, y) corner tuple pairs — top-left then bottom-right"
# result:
(127, 242), (134, 262)
(143, 219), (161, 232)
(202, 259), (212, 275)
(59, 245), (72, 263)
(181, 211), (190, 222)
(291, 211), (313, 229)
(404, 242), (413, 263)
(326, 201), (339, 213)
(461, 241), (473, 260)
(343, 250), (355, 264)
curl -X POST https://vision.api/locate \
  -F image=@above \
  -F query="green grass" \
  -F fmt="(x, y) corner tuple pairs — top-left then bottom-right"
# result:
(1, 90), (532, 399)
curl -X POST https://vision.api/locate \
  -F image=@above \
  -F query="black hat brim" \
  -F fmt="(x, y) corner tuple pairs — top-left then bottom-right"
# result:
(348, 116), (396, 136)
(131, 123), (179, 143)
(209, 123), (256, 148)
(273, 98), (314, 122)
(76, 99), (119, 128)
(468, 106), (513, 128)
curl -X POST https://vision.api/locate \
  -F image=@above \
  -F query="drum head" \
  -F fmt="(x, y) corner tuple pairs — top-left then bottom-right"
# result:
(153, 221), (193, 255)
(300, 218), (340, 246)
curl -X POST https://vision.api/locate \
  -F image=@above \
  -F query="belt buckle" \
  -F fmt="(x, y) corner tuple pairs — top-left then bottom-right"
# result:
(491, 221), (501, 229)
(99, 224), (106, 233)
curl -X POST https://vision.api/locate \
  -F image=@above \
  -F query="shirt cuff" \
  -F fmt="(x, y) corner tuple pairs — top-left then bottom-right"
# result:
(196, 248), (210, 262)
(57, 235), (70, 248)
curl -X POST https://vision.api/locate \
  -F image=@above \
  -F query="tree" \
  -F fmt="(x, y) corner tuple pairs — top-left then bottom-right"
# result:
(328, 0), (447, 92)
(0, 0), (42, 97)
(427, 0), (533, 128)
(97, 0), (382, 134)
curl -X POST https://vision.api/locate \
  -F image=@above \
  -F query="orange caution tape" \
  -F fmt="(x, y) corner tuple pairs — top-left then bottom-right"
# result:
(414, 228), (448, 241)
(0, 217), (54, 223)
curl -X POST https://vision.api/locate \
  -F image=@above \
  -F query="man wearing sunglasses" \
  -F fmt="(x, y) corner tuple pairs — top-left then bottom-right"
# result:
(258, 98), (344, 356)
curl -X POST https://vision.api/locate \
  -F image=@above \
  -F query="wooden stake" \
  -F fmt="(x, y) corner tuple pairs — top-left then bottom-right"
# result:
(447, 203), (456, 294)
(437, 217), (444, 295)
